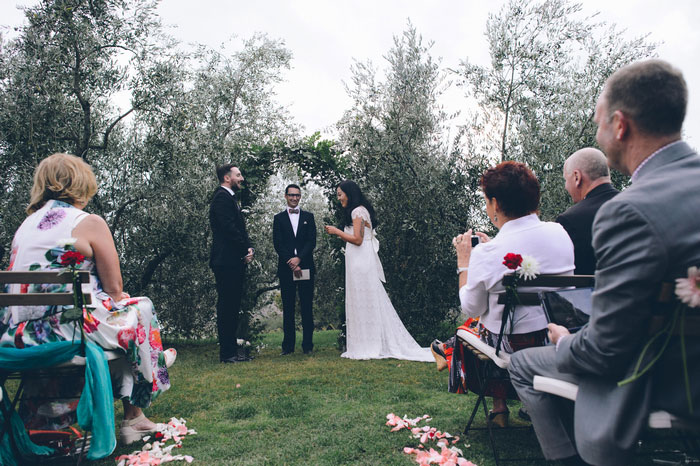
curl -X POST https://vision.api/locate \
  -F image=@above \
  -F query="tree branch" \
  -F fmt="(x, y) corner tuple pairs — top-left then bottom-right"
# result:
(134, 247), (174, 295)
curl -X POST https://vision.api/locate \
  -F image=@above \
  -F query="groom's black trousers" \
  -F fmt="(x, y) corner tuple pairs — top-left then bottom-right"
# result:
(279, 271), (314, 353)
(212, 263), (246, 361)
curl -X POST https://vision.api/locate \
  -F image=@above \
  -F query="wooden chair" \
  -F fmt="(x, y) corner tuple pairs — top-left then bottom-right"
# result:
(0, 270), (120, 464)
(456, 273), (594, 466)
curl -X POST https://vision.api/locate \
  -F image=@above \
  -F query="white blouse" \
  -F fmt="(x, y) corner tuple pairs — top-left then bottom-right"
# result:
(459, 214), (575, 334)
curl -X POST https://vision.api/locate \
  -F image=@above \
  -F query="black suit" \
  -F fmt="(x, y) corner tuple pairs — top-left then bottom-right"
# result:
(555, 183), (619, 275)
(209, 186), (252, 361)
(273, 208), (316, 353)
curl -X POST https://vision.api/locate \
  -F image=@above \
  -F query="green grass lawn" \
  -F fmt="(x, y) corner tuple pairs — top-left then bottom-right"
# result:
(93, 330), (548, 465)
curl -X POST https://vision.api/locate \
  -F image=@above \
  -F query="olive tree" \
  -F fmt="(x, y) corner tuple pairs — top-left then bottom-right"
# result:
(0, 1), (300, 339)
(458, 0), (656, 219)
(336, 24), (486, 344)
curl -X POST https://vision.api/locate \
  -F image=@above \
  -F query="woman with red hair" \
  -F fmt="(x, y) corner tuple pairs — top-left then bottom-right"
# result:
(433, 161), (574, 427)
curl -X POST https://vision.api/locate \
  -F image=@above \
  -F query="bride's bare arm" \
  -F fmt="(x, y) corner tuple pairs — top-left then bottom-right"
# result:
(324, 217), (365, 246)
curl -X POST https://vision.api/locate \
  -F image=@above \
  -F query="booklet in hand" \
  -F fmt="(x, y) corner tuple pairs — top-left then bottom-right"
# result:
(539, 287), (593, 332)
(292, 269), (311, 281)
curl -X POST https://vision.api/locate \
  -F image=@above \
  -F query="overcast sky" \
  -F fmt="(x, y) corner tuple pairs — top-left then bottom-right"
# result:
(2, 0), (700, 146)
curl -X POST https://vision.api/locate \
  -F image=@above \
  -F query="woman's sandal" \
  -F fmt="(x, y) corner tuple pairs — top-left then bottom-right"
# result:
(487, 409), (510, 428)
(430, 340), (448, 372)
(120, 413), (157, 445)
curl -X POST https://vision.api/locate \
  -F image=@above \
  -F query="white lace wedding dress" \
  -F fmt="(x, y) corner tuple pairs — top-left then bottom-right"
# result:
(341, 206), (432, 361)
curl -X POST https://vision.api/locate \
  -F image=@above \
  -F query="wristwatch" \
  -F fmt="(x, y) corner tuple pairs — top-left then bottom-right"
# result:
(456, 267), (469, 274)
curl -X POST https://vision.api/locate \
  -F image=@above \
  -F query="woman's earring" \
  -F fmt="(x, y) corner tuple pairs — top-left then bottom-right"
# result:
(494, 214), (498, 224)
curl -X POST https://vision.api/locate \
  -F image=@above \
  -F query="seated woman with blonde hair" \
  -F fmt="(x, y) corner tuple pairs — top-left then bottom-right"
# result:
(1, 153), (175, 445)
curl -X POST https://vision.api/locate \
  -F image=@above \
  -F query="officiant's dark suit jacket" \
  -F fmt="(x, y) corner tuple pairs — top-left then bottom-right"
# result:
(209, 186), (252, 360)
(273, 209), (316, 276)
(273, 208), (316, 353)
(556, 183), (619, 274)
(556, 141), (700, 464)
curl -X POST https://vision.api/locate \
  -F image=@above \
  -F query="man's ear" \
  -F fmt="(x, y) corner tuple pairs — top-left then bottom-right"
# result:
(574, 170), (582, 187)
(613, 110), (629, 141)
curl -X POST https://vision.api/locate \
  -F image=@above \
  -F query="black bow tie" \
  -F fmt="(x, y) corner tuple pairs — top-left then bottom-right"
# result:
(288, 208), (299, 214)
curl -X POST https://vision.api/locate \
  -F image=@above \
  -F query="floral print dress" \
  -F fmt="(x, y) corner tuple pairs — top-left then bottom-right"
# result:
(1, 200), (170, 409)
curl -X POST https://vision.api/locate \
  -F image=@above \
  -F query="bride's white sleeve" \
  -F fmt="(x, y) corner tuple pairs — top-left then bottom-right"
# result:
(351, 206), (371, 224)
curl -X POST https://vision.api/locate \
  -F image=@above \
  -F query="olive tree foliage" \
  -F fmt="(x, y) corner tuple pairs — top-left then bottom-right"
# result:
(101, 36), (297, 338)
(457, 0), (656, 220)
(336, 25), (487, 345)
(0, 0), (176, 246)
(229, 135), (350, 336)
(243, 164), (345, 331)
(0, 0), (301, 338)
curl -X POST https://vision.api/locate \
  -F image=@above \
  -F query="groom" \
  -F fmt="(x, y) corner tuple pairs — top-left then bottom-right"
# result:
(209, 164), (254, 363)
(273, 184), (316, 355)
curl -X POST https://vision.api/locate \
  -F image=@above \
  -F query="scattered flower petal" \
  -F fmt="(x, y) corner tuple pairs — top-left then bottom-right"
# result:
(387, 413), (477, 465)
(116, 417), (196, 465)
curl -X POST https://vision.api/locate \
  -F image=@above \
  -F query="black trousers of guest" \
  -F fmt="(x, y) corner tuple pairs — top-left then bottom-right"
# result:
(212, 264), (246, 361)
(279, 271), (314, 353)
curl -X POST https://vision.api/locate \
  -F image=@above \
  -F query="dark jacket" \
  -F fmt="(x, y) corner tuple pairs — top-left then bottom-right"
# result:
(209, 187), (252, 268)
(556, 183), (619, 275)
(272, 209), (316, 276)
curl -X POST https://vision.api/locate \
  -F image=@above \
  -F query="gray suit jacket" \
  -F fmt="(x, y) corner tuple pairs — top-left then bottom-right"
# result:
(556, 141), (700, 465)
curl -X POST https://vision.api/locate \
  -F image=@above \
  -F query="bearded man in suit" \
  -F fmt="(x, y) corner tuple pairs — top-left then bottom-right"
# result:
(209, 164), (254, 363)
(273, 184), (317, 355)
(508, 59), (700, 465)
(556, 147), (619, 275)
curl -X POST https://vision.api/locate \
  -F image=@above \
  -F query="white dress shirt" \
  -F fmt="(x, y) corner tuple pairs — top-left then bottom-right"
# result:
(459, 214), (575, 334)
(287, 207), (300, 254)
(287, 207), (300, 236)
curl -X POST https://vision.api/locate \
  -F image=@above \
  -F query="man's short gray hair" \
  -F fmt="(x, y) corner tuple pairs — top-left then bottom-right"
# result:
(564, 148), (610, 180)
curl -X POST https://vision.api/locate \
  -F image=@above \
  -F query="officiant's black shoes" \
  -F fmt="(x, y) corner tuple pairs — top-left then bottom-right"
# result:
(280, 350), (293, 356)
(220, 355), (252, 363)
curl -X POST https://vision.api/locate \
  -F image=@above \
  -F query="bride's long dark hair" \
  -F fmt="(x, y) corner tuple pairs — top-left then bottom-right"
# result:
(338, 180), (378, 228)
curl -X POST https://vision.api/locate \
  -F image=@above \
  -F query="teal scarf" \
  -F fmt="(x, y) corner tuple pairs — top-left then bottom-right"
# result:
(0, 340), (116, 464)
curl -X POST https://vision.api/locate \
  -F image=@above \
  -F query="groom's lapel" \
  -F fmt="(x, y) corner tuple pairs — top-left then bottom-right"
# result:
(222, 187), (239, 211)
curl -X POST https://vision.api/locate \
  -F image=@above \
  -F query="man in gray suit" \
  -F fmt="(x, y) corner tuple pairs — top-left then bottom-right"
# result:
(508, 59), (700, 465)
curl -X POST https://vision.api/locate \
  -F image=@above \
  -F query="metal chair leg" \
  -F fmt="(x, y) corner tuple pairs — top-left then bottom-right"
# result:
(75, 430), (89, 465)
(464, 392), (484, 435)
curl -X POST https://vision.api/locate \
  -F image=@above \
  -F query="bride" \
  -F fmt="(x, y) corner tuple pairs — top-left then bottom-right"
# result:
(324, 180), (432, 362)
